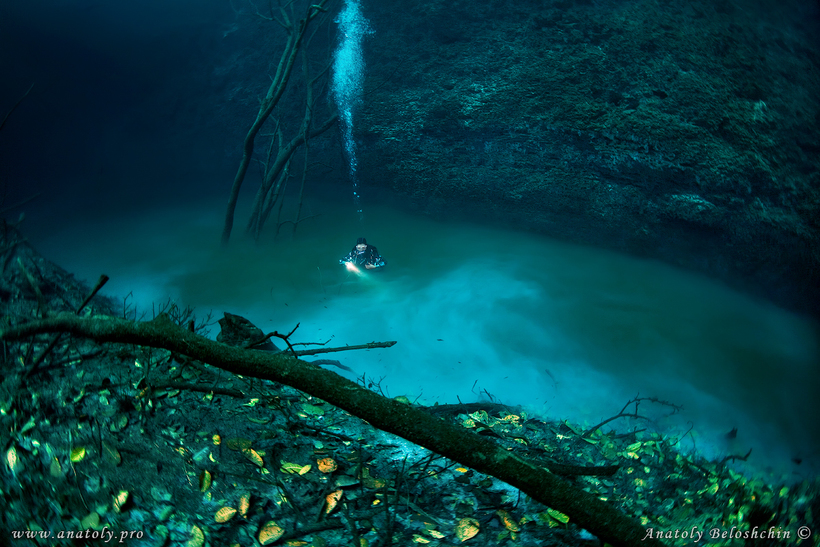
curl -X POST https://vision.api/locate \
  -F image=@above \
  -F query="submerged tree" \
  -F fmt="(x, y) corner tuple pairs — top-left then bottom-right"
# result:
(222, 0), (339, 246)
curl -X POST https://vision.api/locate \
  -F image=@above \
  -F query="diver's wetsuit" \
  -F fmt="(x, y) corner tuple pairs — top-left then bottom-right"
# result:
(340, 245), (385, 269)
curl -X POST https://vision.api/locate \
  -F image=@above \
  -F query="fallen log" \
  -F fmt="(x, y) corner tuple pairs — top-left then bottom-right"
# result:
(1, 311), (666, 547)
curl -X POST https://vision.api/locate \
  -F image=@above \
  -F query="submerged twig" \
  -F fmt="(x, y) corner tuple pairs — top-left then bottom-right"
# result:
(23, 274), (109, 380)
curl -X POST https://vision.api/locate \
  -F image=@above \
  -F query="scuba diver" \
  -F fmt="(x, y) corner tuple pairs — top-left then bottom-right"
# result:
(339, 237), (385, 270)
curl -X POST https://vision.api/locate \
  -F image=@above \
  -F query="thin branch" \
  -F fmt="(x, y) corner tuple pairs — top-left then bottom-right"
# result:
(22, 274), (109, 380)
(17, 258), (47, 317)
(149, 380), (247, 399)
(719, 448), (753, 466)
(292, 341), (397, 356)
(582, 395), (683, 438)
(0, 192), (41, 215)
(0, 83), (34, 133)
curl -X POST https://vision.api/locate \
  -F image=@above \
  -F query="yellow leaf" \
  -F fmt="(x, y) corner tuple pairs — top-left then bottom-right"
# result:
(113, 490), (129, 513)
(258, 521), (285, 545)
(226, 438), (252, 451)
(186, 525), (205, 547)
(280, 461), (311, 475)
(215, 507), (237, 523)
(317, 457), (338, 473)
(547, 508), (569, 524)
(428, 530), (446, 539)
(199, 470), (212, 492)
(455, 517), (480, 542)
(412, 535), (431, 543)
(238, 493), (250, 517)
(496, 510), (520, 532)
(243, 448), (264, 468)
(70, 446), (86, 463)
(6, 447), (21, 473)
(324, 489), (343, 514)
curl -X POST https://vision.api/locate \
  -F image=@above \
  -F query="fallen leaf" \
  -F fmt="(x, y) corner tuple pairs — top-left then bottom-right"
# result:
(317, 457), (338, 473)
(497, 509), (520, 532)
(362, 467), (386, 488)
(547, 508), (570, 524)
(80, 511), (100, 529)
(243, 448), (264, 468)
(215, 507), (237, 523)
(301, 403), (324, 416)
(70, 446), (86, 463)
(113, 490), (129, 513)
(226, 438), (252, 451)
(280, 461), (311, 475)
(455, 517), (480, 542)
(238, 493), (250, 517)
(324, 489), (343, 514)
(200, 470), (212, 492)
(186, 525), (205, 547)
(49, 457), (62, 477)
(258, 521), (285, 545)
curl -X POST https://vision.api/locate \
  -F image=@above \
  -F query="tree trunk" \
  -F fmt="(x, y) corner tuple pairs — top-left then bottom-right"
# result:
(221, 0), (331, 246)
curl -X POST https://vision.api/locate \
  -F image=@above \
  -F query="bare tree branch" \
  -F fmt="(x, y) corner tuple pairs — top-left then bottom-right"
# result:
(0, 83), (34, 133)
(582, 395), (683, 438)
(222, 0), (333, 246)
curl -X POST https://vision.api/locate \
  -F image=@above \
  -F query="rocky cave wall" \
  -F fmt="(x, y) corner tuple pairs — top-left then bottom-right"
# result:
(352, 0), (820, 316)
